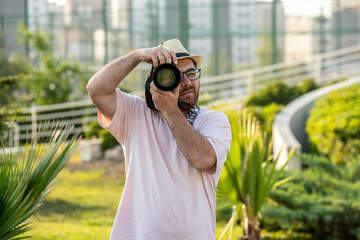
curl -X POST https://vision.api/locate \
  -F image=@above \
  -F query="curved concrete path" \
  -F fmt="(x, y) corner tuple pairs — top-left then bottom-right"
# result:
(273, 77), (360, 170)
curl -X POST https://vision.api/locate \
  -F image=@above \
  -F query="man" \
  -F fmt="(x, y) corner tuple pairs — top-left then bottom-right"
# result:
(87, 39), (231, 240)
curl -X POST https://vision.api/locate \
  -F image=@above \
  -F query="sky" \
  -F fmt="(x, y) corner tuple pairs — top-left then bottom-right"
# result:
(279, 0), (332, 18)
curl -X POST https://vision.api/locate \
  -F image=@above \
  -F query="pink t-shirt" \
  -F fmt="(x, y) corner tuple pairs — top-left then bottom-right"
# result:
(98, 88), (231, 240)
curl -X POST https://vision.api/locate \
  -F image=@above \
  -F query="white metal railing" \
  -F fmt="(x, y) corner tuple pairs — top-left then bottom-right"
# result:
(13, 100), (96, 143)
(8, 44), (360, 146)
(2, 122), (20, 152)
(200, 44), (360, 101)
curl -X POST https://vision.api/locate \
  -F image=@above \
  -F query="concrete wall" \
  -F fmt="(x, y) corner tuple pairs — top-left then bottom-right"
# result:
(273, 77), (360, 170)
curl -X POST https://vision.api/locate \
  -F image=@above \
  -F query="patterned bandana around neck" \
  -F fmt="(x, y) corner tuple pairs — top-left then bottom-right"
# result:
(185, 104), (200, 126)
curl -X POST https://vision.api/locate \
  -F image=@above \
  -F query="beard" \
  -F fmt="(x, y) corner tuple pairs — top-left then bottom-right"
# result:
(177, 86), (199, 112)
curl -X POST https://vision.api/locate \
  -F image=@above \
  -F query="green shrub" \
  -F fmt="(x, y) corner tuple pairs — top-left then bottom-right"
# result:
(84, 121), (102, 140)
(261, 154), (360, 240)
(245, 80), (296, 106)
(246, 103), (284, 143)
(297, 78), (318, 95)
(84, 121), (119, 151)
(245, 78), (318, 107)
(99, 129), (118, 151)
(16, 23), (90, 105)
(306, 83), (360, 164)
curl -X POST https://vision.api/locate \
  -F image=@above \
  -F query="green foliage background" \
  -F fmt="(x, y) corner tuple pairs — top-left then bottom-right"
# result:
(242, 78), (318, 142)
(84, 121), (118, 151)
(0, 24), (92, 138)
(0, 35), (26, 136)
(15, 23), (91, 105)
(306, 83), (360, 164)
(261, 154), (360, 240)
(245, 78), (318, 107)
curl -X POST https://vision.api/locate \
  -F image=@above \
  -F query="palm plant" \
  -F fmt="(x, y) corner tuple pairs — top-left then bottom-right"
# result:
(218, 109), (294, 240)
(0, 123), (80, 240)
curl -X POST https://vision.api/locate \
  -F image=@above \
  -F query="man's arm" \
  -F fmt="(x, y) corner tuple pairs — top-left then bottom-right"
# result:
(167, 109), (217, 174)
(86, 47), (177, 120)
(150, 84), (217, 174)
(86, 50), (140, 120)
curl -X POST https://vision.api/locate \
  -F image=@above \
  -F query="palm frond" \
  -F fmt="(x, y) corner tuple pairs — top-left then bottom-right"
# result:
(218, 108), (295, 232)
(0, 123), (80, 240)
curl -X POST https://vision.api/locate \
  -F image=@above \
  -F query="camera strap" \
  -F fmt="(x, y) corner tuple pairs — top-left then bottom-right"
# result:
(185, 104), (200, 126)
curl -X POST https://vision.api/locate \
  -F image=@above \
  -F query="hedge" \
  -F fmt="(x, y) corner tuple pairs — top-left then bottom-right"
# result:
(84, 121), (119, 151)
(306, 83), (360, 164)
(261, 154), (360, 240)
(245, 78), (317, 107)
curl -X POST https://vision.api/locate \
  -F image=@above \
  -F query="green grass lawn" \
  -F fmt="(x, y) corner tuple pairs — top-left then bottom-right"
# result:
(26, 159), (124, 240)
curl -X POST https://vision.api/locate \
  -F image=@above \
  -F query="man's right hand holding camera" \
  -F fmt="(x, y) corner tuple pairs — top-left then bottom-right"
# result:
(139, 47), (178, 67)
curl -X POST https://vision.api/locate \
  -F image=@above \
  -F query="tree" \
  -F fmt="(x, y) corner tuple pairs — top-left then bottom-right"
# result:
(0, 23), (92, 138)
(0, 39), (26, 141)
(0, 123), (80, 240)
(16, 23), (91, 105)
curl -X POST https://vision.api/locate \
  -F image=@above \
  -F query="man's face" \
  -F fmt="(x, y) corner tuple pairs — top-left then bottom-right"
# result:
(176, 58), (200, 111)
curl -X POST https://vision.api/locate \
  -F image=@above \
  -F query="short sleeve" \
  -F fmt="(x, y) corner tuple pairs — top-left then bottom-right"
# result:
(196, 110), (232, 183)
(97, 88), (141, 145)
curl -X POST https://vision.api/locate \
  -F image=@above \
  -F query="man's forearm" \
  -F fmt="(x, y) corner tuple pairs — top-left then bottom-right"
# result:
(87, 50), (141, 97)
(164, 109), (217, 173)
(86, 50), (142, 118)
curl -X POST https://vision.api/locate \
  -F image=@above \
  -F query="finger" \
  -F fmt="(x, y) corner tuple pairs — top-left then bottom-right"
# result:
(151, 55), (159, 68)
(150, 81), (162, 94)
(157, 52), (166, 65)
(169, 50), (178, 64)
(149, 85), (158, 109)
(163, 50), (173, 64)
(149, 83), (156, 96)
(150, 81), (157, 92)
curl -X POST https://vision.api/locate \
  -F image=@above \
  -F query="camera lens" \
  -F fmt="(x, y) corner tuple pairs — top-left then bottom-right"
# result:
(156, 68), (176, 87)
(153, 63), (181, 91)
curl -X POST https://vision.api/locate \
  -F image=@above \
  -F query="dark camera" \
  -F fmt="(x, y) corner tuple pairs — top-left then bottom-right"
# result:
(145, 63), (182, 109)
